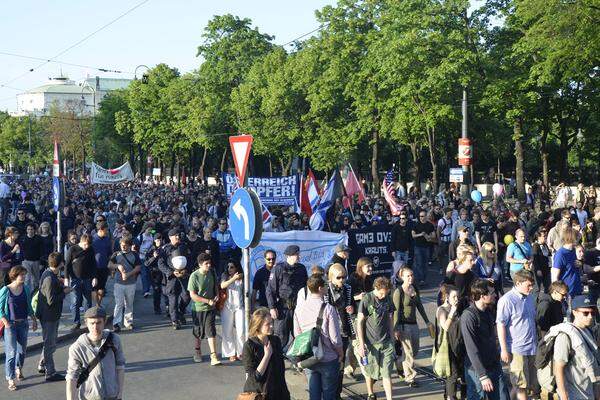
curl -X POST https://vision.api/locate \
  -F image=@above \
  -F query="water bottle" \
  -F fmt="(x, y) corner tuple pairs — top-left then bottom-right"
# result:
(360, 345), (368, 366)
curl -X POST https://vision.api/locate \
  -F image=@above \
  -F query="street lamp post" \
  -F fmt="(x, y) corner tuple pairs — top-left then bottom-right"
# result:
(81, 83), (96, 180)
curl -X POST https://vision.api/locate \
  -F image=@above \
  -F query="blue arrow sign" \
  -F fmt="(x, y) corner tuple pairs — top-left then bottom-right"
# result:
(52, 177), (64, 212)
(228, 188), (263, 249)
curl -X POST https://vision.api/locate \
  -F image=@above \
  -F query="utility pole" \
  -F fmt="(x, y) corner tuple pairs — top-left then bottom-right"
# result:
(27, 114), (32, 174)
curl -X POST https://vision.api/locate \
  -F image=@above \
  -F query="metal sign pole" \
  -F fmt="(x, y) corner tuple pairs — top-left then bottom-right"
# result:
(243, 247), (251, 338)
(56, 210), (62, 255)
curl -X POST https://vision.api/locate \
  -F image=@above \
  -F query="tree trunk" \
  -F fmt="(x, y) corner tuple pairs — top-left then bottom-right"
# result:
(371, 129), (380, 193)
(281, 156), (293, 176)
(220, 147), (228, 173)
(268, 158), (273, 177)
(513, 117), (526, 200)
(409, 143), (421, 188)
(129, 144), (134, 172)
(426, 127), (438, 195)
(541, 151), (549, 187)
(138, 144), (144, 180)
(170, 155), (176, 185)
(558, 121), (569, 183)
(199, 147), (207, 184)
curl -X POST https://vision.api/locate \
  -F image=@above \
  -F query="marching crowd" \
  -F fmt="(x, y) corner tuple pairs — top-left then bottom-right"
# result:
(0, 175), (598, 400)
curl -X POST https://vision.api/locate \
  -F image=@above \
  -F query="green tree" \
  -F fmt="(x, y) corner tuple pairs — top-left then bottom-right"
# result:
(93, 89), (132, 167)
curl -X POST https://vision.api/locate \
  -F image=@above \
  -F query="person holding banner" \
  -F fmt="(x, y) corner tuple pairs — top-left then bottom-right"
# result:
(265, 245), (308, 347)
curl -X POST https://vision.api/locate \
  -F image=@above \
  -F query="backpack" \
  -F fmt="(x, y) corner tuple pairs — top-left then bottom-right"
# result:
(447, 313), (465, 359)
(535, 332), (571, 392)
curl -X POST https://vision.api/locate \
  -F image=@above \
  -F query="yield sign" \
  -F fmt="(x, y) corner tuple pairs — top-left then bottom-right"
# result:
(229, 135), (253, 187)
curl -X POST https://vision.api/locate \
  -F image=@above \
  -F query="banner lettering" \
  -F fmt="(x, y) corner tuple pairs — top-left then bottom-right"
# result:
(223, 173), (300, 206)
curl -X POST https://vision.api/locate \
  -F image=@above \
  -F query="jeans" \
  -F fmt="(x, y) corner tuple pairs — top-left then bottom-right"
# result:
(22, 260), (41, 290)
(70, 277), (93, 325)
(304, 358), (340, 400)
(413, 246), (430, 282)
(394, 251), (410, 265)
(140, 264), (151, 294)
(39, 320), (59, 377)
(113, 283), (136, 327)
(4, 320), (28, 380)
(465, 360), (509, 400)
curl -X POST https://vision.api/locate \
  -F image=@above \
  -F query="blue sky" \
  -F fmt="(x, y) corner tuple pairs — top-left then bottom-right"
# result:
(0, 0), (335, 111)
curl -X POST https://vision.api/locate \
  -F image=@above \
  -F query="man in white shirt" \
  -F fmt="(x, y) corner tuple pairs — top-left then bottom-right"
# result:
(0, 178), (11, 224)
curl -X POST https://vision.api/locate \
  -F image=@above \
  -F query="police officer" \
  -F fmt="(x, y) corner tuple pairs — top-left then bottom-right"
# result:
(158, 228), (192, 329)
(265, 245), (308, 347)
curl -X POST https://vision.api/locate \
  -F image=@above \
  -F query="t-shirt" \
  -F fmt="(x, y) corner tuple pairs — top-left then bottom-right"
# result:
(507, 241), (532, 272)
(553, 247), (582, 296)
(412, 222), (434, 248)
(252, 266), (271, 308)
(188, 269), (216, 312)
(475, 220), (497, 244)
(110, 251), (141, 285)
(357, 291), (395, 344)
(496, 288), (537, 355)
(553, 331), (595, 400)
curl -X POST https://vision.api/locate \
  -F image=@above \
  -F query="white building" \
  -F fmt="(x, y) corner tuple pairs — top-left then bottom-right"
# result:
(12, 75), (131, 117)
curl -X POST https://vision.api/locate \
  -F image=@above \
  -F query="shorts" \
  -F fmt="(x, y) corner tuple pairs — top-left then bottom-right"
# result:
(94, 269), (109, 291)
(509, 353), (538, 390)
(360, 340), (396, 380)
(192, 309), (216, 339)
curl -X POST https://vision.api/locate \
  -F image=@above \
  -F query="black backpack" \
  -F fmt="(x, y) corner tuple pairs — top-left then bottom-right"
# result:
(447, 313), (465, 359)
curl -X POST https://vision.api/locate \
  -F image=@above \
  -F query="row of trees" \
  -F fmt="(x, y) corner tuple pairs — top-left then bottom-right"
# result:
(1, 0), (598, 199)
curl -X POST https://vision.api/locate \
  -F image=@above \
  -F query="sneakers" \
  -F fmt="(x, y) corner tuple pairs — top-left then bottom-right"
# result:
(45, 373), (66, 382)
(367, 394), (377, 400)
(193, 349), (202, 363)
(38, 365), (46, 375)
(210, 352), (221, 366)
(143, 292), (150, 298)
(172, 321), (181, 330)
(112, 324), (121, 333)
(406, 381), (419, 388)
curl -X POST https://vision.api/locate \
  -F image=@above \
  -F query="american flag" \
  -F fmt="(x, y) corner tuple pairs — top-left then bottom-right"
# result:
(382, 169), (402, 215)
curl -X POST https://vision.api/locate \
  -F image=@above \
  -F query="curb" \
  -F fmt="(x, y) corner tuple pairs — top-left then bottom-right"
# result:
(0, 315), (114, 362)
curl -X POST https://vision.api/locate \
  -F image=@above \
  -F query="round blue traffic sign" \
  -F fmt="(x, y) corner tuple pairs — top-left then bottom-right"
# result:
(228, 188), (263, 249)
(52, 177), (64, 212)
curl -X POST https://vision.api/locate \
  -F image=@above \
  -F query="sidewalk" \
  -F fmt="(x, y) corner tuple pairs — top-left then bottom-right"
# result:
(0, 279), (117, 361)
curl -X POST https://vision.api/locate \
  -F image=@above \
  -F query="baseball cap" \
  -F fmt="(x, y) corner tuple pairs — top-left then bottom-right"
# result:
(571, 295), (597, 310)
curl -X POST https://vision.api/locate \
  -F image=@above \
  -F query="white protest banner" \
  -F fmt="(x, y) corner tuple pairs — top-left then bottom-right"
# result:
(247, 230), (347, 281)
(90, 162), (134, 184)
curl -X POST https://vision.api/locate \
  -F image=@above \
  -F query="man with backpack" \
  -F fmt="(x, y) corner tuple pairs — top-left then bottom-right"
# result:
(66, 306), (125, 400)
(536, 295), (600, 400)
(496, 270), (539, 400)
(461, 279), (510, 400)
(437, 208), (454, 271)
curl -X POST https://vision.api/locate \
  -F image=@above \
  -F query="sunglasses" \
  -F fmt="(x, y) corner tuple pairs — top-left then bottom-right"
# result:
(419, 215), (426, 218)
(335, 275), (346, 280)
(265, 258), (275, 261)
(490, 249), (496, 253)
(579, 310), (596, 317)
(399, 217), (407, 220)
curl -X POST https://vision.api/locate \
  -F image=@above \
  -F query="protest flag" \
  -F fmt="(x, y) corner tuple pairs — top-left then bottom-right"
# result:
(341, 163), (365, 207)
(309, 169), (344, 231)
(383, 169), (402, 216)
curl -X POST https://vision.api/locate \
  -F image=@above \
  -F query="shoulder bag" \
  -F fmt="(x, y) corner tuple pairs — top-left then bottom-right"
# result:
(76, 333), (115, 388)
(286, 302), (327, 368)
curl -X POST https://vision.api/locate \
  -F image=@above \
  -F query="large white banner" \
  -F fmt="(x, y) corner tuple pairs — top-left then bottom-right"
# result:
(247, 231), (347, 281)
(91, 162), (134, 184)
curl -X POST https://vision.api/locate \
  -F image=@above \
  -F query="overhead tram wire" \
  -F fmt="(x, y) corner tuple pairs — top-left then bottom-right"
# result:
(0, 0), (150, 89)
(0, 51), (134, 75)
(280, 23), (330, 47)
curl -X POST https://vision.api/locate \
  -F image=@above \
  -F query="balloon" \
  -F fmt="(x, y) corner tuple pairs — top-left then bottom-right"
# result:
(492, 183), (504, 196)
(504, 234), (514, 246)
(20, 191), (26, 200)
(470, 190), (482, 203)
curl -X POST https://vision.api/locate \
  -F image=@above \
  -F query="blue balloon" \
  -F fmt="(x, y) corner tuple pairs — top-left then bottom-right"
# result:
(471, 190), (482, 203)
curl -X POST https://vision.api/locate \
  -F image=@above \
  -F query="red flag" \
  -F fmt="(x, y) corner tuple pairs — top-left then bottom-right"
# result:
(300, 175), (312, 217)
(343, 164), (365, 205)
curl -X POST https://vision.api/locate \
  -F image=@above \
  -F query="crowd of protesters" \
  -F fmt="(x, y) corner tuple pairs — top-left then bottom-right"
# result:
(0, 174), (598, 400)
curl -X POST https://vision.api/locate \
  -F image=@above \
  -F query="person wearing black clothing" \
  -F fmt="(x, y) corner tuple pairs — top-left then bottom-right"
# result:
(446, 248), (477, 313)
(198, 227), (220, 271)
(536, 281), (568, 338)
(36, 252), (71, 381)
(38, 222), (55, 269)
(144, 233), (167, 314)
(412, 212), (435, 285)
(391, 213), (412, 266)
(583, 238), (600, 302)
(461, 279), (509, 400)
(475, 211), (498, 252)
(21, 223), (43, 289)
(64, 234), (97, 331)
(265, 245), (308, 347)
(185, 229), (203, 267)
(242, 308), (290, 400)
(532, 229), (552, 295)
(11, 208), (30, 235)
(252, 250), (276, 310)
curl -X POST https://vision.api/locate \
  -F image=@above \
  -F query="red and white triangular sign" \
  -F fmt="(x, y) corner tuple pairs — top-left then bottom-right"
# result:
(229, 135), (253, 187)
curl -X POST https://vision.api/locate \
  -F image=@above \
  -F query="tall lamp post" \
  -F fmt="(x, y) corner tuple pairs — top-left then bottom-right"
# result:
(81, 83), (96, 179)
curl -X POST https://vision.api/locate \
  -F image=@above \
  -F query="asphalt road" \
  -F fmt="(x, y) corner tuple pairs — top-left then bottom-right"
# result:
(0, 271), (448, 400)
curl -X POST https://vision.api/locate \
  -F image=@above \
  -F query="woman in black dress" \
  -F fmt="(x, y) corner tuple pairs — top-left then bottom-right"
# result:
(242, 308), (290, 400)
(532, 228), (552, 294)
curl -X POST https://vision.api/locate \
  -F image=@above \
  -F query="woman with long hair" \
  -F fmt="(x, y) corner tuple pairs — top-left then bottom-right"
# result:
(474, 242), (503, 295)
(0, 227), (21, 288)
(220, 260), (245, 362)
(0, 266), (38, 391)
(38, 222), (55, 270)
(532, 228), (552, 294)
(242, 308), (290, 400)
